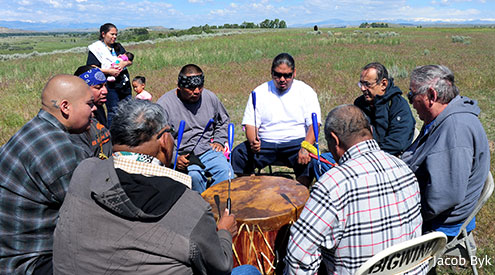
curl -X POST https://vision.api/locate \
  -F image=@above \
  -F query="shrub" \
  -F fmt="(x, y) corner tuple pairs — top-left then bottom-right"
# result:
(389, 64), (409, 79)
(451, 35), (471, 44)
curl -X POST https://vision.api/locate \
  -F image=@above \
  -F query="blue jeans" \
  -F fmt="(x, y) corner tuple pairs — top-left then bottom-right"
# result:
(105, 86), (131, 128)
(231, 265), (262, 275)
(188, 149), (233, 193)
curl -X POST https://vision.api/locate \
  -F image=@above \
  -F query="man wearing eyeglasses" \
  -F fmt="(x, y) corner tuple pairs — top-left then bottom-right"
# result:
(354, 62), (415, 156)
(402, 65), (489, 239)
(231, 53), (321, 185)
(156, 64), (232, 193)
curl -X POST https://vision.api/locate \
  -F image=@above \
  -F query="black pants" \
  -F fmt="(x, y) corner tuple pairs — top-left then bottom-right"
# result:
(33, 254), (53, 275)
(231, 138), (310, 178)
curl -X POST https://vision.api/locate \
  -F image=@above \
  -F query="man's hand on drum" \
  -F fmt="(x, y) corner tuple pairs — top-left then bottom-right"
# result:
(297, 147), (311, 165)
(209, 142), (224, 152)
(176, 154), (190, 170)
(217, 209), (238, 237)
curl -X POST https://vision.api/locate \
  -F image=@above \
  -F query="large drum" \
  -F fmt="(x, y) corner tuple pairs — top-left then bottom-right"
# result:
(202, 176), (309, 275)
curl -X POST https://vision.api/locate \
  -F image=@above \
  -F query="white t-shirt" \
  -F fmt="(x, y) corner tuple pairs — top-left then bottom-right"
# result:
(241, 79), (321, 143)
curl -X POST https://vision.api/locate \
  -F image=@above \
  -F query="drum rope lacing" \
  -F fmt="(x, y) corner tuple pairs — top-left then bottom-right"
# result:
(233, 220), (294, 274)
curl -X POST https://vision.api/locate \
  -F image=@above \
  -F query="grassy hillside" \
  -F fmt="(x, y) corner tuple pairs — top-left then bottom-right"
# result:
(0, 28), (494, 273)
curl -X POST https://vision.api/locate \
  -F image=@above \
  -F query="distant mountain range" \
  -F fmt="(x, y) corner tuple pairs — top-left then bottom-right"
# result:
(1, 19), (494, 33)
(0, 21), (133, 33)
(292, 18), (495, 28)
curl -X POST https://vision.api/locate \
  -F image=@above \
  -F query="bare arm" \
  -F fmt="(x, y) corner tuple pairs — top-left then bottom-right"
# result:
(245, 124), (260, 152)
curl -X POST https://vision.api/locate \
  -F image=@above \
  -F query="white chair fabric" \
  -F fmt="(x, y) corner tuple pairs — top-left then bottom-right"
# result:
(355, 231), (447, 275)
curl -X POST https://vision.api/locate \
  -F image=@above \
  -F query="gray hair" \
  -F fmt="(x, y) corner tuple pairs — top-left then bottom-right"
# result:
(110, 99), (167, 147)
(324, 104), (372, 148)
(410, 65), (459, 104)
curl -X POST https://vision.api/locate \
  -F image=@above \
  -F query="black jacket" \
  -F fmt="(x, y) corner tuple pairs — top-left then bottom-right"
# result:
(354, 79), (415, 156)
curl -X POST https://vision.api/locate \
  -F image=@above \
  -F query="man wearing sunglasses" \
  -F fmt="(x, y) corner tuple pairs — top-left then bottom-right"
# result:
(354, 62), (415, 156)
(402, 65), (489, 241)
(157, 64), (232, 193)
(232, 53), (321, 185)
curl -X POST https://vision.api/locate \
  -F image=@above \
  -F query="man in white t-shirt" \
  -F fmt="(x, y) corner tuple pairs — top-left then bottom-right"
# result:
(231, 53), (321, 185)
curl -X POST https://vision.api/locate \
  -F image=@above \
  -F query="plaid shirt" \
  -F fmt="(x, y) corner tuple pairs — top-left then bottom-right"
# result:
(285, 139), (422, 275)
(0, 110), (84, 274)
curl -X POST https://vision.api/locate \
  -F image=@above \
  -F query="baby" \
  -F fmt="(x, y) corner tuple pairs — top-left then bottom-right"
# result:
(107, 51), (134, 82)
(132, 76), (152, 101)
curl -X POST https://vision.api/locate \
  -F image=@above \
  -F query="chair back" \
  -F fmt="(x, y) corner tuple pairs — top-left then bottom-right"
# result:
(459, 171), (494, 232)
(355, 232), (447, 275)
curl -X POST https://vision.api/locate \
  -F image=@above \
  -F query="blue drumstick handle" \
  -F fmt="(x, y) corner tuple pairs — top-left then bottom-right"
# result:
(174, 120), (186, 170)
(251, 91), (256, 111)
(312, 113), (319, 143)
(312, 113), (322, 174)
(191, 118), (215, 152)
(251, 91), (258, 141)
(228, 123), (235, 156)
(227, 123), (234, 213)
(204, 118), (214, 133)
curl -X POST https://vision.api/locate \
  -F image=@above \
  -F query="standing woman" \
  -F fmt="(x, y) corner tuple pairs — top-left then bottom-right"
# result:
(87, 23), (132, 127)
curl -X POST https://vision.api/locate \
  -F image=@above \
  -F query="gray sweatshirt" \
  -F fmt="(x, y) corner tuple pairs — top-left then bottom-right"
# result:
(156, 88), (230, 157)
(402, 95), (490, 227)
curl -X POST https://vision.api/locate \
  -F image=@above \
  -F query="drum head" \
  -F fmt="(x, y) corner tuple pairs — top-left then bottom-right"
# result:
(202, 176), (309, 231)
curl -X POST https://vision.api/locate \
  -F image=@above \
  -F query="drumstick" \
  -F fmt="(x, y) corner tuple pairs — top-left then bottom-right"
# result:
(214, 194), (222, 219)
(308, 153), (335, 166)
(227, 123), (234, 214)
(191, 118), (214, 153)
(173, 120), (186, 170)
(251, 91), (259, 141)
(311, 113), (322, 175)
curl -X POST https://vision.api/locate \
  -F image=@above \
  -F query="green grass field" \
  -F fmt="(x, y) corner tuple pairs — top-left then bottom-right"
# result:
(0, 27), (494, 274)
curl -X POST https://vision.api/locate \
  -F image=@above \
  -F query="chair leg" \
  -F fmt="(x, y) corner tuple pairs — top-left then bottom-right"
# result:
(463, 230), (478, 275)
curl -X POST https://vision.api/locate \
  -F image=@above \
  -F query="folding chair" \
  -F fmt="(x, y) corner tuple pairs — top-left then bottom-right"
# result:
(442, 171), (494, 275)
(255, 160), (295, 179)
(355, 231), (447, 275)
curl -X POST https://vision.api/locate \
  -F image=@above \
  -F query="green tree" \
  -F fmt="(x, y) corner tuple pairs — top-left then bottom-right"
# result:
(279, 20), (287, 28)
(259, 19), (271, 28)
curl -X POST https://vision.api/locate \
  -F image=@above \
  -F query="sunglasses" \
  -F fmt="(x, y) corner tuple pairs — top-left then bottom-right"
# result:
(272, 71), (294, 79)
(156, 126), (175, 139)
(407, 91), (419, 104)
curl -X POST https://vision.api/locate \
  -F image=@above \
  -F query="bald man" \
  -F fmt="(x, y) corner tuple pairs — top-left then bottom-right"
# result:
(285, 105), (422, 274)
(0, 75), (96, 274)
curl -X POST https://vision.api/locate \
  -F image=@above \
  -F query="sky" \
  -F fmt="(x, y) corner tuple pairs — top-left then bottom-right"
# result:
(1, 0), (495, 29)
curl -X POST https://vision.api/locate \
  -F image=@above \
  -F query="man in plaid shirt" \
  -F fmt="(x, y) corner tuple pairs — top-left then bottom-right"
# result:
(0, 75), (96, 274)
(284, 105), (422, 275)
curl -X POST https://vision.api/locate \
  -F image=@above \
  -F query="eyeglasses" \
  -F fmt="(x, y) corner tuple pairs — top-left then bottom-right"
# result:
(157, 126), (175, 139)
(407, 90), (420, 104)
(272, 71), (294, 79)
(357, 80), (379, 89)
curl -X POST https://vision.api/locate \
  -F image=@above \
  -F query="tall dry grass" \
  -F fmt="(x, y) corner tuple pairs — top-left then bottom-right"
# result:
(1, 27), (494, 273)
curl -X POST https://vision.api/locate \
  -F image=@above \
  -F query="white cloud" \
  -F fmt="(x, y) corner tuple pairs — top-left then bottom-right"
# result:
(188, 0), (212, 3)
(17, 0), (31, 5)
(46, 0), (63, 8)
(1, 0), (494, 30)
